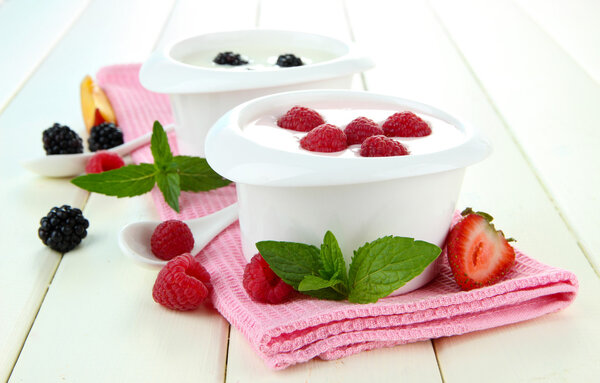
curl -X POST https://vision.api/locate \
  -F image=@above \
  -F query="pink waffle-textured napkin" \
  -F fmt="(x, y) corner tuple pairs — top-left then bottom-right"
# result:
(97, 64), (578, 370)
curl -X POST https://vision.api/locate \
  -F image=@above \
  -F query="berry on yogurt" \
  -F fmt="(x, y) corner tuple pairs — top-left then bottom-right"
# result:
(344, 116), (383, 145)
(300, 124), (348, 153)
(277, 106), (325, 132)
(382, 111), (431, 137)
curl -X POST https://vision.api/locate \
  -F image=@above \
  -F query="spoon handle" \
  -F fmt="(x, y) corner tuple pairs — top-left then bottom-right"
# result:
(191, 203), (239, 253)
(110, 124), (175, 156)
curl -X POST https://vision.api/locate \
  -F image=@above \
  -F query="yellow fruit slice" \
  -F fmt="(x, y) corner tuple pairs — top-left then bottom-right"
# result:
(80, 75), (117, 132)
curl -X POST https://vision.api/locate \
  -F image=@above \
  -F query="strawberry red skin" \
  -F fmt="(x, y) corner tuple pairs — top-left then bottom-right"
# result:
(447, 214), (515, 290)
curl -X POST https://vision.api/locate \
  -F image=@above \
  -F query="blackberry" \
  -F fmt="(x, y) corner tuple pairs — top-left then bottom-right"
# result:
(213, 51), (248, 66)
(42, 123), (83, 155)
(276, 54), (303, 67)
(38, 205), (89, 253)
(88, 122), (124, 152)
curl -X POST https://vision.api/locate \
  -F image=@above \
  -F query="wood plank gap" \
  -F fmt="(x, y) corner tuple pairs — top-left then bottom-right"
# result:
(426, 0), (600, 279)
(150, 0), (179, 52)
(431, 340), (447, 383)
(5, 188), (91, 383)
(5, 254), (63, 383)
(342, 0), (368, 91)
(255, 0), (262, 28)
(0, 0), (93, 117)
(222, 325), (232, 383)
(511, 0), (600, 87)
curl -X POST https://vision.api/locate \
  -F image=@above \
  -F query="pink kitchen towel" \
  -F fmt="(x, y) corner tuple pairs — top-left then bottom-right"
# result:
(97, 64), (579, 370)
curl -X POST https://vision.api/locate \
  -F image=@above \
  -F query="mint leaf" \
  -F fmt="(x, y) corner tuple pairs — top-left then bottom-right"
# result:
(71, 164), (156, 197)
(156, 171), (180, 212)
(256, 241), (321, 289)
(71, 120), (233, 213)
(347, 237), (441, 304)
(298, 275), (346, 300)
(298, 275), (342, 291)
(151, 121), (173, 168)
(174, 156), (231, 191)
(320, 231), (347, 286)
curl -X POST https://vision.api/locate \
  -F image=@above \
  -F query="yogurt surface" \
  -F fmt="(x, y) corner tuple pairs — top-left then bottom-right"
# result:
(181, 47), (337, 70)
(243, 105), (467, 157)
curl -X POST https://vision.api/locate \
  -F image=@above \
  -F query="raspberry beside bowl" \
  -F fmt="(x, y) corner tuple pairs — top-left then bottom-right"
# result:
(205, 90), (491, 296)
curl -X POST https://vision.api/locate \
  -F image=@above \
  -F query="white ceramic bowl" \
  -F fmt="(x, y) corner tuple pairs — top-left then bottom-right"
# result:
(205, 90), (491, 295)
(139, 29), (374, 156)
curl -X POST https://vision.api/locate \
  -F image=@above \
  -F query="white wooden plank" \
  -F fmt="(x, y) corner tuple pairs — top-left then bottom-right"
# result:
(3, 0), (193, 382)
(226, 327), (442, 383)
(8, 0), (260, 382)
(429, 0), (600, 269)
(0, 0), (91, 113)
(346, 0), (600, 381)
(515, 0), (600, 85)
(222, 1), (443, 380)
(0, 1), (93, 378)
(154, 0), (258, 51)
(11, 194), (230, 383)
(257, 0), (350, 41)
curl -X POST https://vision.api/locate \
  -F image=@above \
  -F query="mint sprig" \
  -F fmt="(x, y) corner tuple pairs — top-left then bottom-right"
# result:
(71, 121), (231, 212)
(257, 231), (441, 304)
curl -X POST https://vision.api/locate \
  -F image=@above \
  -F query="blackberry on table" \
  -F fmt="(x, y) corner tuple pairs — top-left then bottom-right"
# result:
(88, 122), (124, 152)
(42, 123), (83, 155)
(276, 54), (303, 67)
(213, 51), (248, 66)
(38, 205), (89, 253)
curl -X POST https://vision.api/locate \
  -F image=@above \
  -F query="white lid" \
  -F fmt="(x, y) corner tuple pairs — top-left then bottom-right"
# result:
(205, 90), (491, 187)
(139, 29), (374, 94)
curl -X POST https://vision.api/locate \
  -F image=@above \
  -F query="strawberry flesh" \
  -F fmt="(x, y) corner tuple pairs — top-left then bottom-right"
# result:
(447, 213), (515, 290)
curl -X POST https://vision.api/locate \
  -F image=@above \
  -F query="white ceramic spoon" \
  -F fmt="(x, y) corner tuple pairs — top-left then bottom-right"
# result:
(118, 203), (239, 267)
(22, 124), (174, 178)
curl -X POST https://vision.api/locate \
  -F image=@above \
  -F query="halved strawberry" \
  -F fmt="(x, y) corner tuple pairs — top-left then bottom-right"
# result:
(447, 208), (516, 290)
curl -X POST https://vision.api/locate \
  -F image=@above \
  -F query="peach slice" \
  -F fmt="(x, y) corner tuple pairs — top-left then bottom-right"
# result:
(80, 75), (117, 132)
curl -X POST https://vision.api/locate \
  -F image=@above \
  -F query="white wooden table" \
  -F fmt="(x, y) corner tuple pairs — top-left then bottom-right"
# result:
(2, 0), (600, 381)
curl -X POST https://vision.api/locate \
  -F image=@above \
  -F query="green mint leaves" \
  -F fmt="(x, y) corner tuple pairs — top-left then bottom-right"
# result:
(257, 231), (441, 304)
(71, 121), (231, 212)
(347, 237), (441, 303)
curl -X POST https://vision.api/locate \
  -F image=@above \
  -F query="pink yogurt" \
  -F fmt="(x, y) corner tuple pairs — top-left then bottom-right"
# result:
(243, 104), (466, 157)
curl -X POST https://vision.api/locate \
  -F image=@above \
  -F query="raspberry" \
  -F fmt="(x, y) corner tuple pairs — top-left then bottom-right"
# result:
(243, 254), (294, 304)
(277, 106), (325, 132)
(88, 122), (124, 152)
(360, 135), (409, 157)
(85, 151), (125, 174)
(300, 124), (347, 153)
(343, 117), (384, 145)
(150, 220), (195, 261)
(213, 51), (248, 66)
(42, 123), (83, 155)
(152, 254), (212, 311)
(38, 205), (89, 253)
(382, 111), (431, 137)
(276, 54), (303, 67)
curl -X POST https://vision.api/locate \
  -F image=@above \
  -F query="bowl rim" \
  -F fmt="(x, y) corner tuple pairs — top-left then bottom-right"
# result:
(139, 29), (375, 94)
(205, 89), (491, 187)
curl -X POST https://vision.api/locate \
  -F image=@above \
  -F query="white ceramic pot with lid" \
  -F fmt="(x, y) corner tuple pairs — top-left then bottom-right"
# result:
(140, 30), (374, 156)
(205, 89), (491, 295)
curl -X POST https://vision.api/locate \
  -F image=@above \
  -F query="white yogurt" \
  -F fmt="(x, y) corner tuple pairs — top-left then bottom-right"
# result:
(181, 47), (336, 70)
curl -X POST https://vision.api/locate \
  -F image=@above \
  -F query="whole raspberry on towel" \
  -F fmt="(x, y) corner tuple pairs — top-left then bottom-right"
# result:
(243, 253), (294, 304)
(152, 254), (212, 311)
